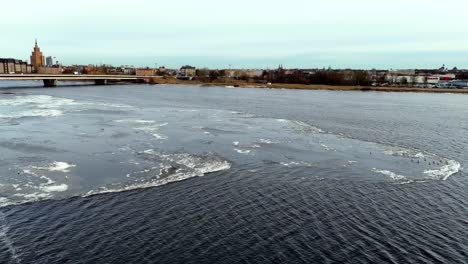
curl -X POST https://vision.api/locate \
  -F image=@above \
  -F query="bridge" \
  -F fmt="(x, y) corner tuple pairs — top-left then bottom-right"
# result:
(0, 74), (162, 87)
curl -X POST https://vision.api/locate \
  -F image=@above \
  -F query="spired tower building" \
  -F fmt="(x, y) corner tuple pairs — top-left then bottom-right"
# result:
(30, 39), (45, 72)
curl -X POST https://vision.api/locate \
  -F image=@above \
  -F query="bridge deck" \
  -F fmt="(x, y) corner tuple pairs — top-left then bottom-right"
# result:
(0, 74), (163, 87)
(0, 74), (161, 80)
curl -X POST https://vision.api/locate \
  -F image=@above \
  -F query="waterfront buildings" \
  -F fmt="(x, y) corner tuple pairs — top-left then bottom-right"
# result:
(46, 56), (54, 67)
(0, 58), (33, 74)
(384, 71), (456, 86)
(106, 66), (136, 75)
(135, 68), (156, 76)
(1, 40), (59, 74)
(179, 65), (196, 78)
(37, 66), (62, 74)
(30, 40), (45, 72)
(223, 69), (264, 79)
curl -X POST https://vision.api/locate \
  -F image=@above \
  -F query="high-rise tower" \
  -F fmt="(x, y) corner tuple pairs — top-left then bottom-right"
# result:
(30, 39), (45, 72)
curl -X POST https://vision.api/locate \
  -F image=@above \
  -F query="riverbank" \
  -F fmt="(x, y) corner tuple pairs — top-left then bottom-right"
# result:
(154, 78), (468, 94)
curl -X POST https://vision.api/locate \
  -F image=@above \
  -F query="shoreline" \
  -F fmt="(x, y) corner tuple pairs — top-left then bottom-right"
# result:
(153, 78), (468, 94)
(1, 78), (466, 94)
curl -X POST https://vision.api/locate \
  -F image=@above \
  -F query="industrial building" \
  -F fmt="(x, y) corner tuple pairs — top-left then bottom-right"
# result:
(0, 58), (33, 74)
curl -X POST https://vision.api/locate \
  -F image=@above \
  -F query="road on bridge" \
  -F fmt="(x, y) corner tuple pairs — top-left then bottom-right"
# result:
(0, 74), (162, 87)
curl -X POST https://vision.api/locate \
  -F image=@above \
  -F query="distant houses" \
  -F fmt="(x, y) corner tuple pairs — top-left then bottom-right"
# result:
(106, 66), (136, 75)
(223, 69), (264, 79)
(178, 65), (196, 79)
(37, 66), (62, 74)
(136, 68), (156, 76)
(2, 39), (467, 88)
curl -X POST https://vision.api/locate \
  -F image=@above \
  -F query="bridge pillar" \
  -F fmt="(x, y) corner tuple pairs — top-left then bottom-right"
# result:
(95, 79), (108, 85)
(43, 79), (57, 87)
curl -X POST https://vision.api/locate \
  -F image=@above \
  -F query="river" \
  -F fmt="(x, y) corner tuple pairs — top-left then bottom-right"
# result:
(0, 81), (466, 263)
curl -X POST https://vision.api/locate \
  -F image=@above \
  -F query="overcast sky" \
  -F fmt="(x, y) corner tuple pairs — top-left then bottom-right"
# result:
(2, 0), (468, 69)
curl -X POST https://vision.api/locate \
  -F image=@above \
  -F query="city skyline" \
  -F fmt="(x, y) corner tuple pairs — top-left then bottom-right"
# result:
(1, 0), (468, 69)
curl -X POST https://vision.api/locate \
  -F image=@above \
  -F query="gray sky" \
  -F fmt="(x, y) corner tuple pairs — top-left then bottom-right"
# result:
(2, 0), (468, 69)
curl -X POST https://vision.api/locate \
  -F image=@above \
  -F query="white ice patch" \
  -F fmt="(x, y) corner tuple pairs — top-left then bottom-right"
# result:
(0, 95), (136, 122)
(114, 119), (156, 124)
(152, 133), (168, 140)
(143, 149), (156, 155)
(91, 102), (133, 109)
(40, 184), (68, 193)
(230, 111), (255, 118)
(320, 144), (335, 151)
(384, 150), (406, 156)
(258, 138), (277, 144)
(0, 95), (82, 119)
(134, 124), (168, 140)
(292, 120), (325, 133)
(234, 149), (251, 154)
(281, 161), (301, 167)
(22, 169), (37, 176)
(381, 148), (461, 181)
(166, 153), (231, 176)
(373, 169), (407, 181)
(384, 149), (426, 159)
(281, 161), (313, 167)
(414, 152), (425, 159)
(48, 161), (76, 172)
(0, 95), (77, 107)
(33, 162), (76, 173)
(14, 192), (52, 200)
(40, 176), (55, 185)
(3, 161), (74, 204)
(175, 109), (199, 113)
(424, 160), (461, 181)
(0, 198), (12, 208)
(0, 109), (63, 118)
(134, 123), (168, 129)
(84, 152), (231, 197)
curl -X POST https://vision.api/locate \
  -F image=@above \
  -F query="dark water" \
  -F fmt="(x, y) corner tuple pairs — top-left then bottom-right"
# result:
(0, 81), (467, 263)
